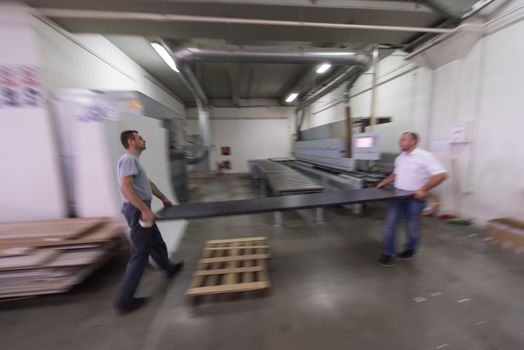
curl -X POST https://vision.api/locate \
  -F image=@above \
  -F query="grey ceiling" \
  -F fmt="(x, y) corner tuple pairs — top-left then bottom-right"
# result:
(26, 0), (499, 106)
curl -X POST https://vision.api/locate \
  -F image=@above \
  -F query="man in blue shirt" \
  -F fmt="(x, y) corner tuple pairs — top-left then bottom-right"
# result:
(114, 130), (184, 314)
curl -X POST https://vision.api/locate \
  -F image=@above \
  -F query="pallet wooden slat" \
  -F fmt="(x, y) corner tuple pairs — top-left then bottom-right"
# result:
(204, 245), (269, 251)
(200, 253), (270, 264)
(194, 266), (264, 276)
(243, 243), (255, 283)
(187, 281), (270, 296)
(206, 237), (267, 244)
(206, 243), (225, 287)
(223, 242), (240, 287)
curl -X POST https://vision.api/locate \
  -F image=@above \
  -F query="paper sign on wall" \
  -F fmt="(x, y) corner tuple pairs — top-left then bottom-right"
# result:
(76, 104), (118, 122)
(0, 65), (44, 108)
(450, 122), (470, 143)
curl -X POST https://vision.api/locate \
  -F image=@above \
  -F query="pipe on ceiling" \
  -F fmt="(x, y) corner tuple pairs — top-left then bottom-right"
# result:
(295, 64), (368, 113)
(176, 62), (211, 164)
(173, 46), (372, 66)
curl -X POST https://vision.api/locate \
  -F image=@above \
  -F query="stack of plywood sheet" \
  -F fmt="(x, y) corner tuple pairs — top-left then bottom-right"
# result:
(0, 218), (124, 298)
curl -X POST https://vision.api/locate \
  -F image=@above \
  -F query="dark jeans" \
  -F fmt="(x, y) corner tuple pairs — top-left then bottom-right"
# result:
(115, 201), (173, 308)
(383, 197), (426, 256)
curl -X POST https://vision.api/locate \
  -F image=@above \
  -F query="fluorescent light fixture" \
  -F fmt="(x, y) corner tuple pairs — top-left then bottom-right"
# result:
(462, 0), (493, 18)
(151, 42), (179, 73)
(316, 63), (331, 74)
(285, 92), (299, 103)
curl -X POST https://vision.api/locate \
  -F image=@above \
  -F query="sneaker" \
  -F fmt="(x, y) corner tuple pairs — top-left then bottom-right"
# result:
(377, 254), (394, 267)
(114, 297), (147, 315)
(397, 250), (415, 260)
(166, 260), (184, 278)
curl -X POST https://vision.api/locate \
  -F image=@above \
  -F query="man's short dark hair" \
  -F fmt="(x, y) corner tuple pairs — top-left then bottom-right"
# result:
(404, 131), (419, 144)
(120, 130), (138, 149)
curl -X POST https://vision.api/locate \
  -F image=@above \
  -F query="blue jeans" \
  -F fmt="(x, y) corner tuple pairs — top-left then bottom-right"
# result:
(115, 201), (173, 308)
(383, 197), (426, 256)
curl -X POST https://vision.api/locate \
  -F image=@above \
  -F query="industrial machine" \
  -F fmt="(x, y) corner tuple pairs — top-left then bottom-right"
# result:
(284, 119), (393, 213)
(352, 132), (380, 161)
(291, 132), (385, 181)
(51, 90), (188, 217)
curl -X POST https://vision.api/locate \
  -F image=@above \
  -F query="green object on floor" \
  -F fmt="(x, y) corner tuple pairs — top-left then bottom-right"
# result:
(445, 218), (472, 225)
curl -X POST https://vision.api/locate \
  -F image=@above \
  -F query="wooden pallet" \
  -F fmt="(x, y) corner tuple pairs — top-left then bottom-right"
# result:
(187, 237), (270, 304)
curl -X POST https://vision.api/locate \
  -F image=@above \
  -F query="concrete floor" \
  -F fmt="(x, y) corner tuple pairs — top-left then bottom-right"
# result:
(2, 174), (524, 350)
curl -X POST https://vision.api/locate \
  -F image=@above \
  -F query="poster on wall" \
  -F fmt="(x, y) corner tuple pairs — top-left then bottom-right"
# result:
(76, 104), (118, 122)
(0, 65), (44, 108)
(0, 66), (20, 107)
(18, 66), (44, 107)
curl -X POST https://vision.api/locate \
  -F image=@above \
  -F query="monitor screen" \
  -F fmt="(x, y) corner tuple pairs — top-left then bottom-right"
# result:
(355, 136), (374, 148)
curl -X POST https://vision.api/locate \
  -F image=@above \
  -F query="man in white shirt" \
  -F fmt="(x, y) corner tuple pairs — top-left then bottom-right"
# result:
(376, 132), (447, 267)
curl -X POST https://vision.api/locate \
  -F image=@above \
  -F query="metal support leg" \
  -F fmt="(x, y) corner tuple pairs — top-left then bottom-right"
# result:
(315, 207), (324, 224)
(274, 211), (283, 227)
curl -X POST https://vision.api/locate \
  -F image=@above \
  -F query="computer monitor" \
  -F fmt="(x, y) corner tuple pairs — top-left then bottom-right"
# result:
(352, 132), (380, 160)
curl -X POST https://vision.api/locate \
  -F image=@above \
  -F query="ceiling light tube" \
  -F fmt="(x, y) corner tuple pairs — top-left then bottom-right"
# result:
(316, 63), (332, 74)
(285, 92), (299, 103)
(151, 42), (179, 72)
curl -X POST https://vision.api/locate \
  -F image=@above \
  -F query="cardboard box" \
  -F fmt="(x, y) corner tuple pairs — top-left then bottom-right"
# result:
(486, 218), (524, 251)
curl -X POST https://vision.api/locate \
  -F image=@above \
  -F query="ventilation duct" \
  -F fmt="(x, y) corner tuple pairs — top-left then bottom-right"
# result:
(176, 62), (210, 164)
(173, 46), (371, 66)
(423, 0), (497, 19)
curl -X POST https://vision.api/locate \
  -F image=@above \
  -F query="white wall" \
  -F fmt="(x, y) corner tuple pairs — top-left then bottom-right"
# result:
(301, 0), (524, 224)
(0, 0), (188, 251)
(33, 17), (184, 114)
(1, 2), (67, 222)
(305, 52), (431, 152)
(187, 106), (295, 173)
(459, 5), (524, 222)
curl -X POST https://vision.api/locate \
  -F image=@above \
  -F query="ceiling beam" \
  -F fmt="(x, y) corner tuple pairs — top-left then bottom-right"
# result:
(27, 0), (434, 13)
(37, 9), (453, 34)
(228, 63), (240, 107)
(195, 62), (203, 86)
(422, 0), (461, 19)
(246, 68), (255, 100)
(146, 0), (435, 13)
(276, 66), (312, 99)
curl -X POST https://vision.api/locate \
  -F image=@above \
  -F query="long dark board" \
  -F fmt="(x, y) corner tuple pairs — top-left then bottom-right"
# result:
(157, 188), (412, 221)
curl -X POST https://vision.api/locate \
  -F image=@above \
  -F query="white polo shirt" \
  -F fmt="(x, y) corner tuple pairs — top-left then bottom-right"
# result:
(394, 148), (446, 191)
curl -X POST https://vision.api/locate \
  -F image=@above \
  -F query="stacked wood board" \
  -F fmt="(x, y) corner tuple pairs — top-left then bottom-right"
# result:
(187, 237), (271, 305)
(0, 218), (125, 298)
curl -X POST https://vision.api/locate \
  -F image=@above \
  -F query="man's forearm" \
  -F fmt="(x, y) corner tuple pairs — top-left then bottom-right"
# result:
(421, 173), (448, 192)
(378, 173), (396, 188)
(149, 181), (167, 201)
(122, 184), (150, 212)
